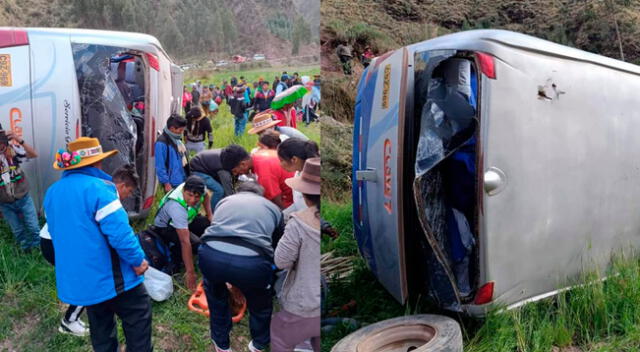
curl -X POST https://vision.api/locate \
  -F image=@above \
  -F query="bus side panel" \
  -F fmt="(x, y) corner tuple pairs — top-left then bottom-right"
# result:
(353, 65), (379, 274)
(144, 55), (161, 211)
(28, 33), (82, 211)
(482, 49), (640, 307)
(0, 43), (37, 203)
(354, 49), (409, 303)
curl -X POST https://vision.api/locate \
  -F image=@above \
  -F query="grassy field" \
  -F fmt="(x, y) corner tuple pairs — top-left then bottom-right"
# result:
(185, 65), (320, 88)
(0, 67), (319, 352)
(321, 200), (640, 352)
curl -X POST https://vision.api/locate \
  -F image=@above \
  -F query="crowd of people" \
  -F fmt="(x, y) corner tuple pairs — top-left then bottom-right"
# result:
(1, 70), (322, 352)
(181, 72), (321, 138)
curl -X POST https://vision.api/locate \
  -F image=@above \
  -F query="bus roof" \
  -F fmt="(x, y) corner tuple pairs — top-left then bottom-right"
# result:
(22, 27), (172, 60)
(406, 29), (640, 76)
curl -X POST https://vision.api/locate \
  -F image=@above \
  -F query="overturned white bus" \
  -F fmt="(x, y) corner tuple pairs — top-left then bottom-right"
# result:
(353, 29), (640, 315)
(0, 27), (183, 217)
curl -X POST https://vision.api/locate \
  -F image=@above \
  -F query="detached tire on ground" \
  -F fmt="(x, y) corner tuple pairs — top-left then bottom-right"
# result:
(331, 315), (462, 352)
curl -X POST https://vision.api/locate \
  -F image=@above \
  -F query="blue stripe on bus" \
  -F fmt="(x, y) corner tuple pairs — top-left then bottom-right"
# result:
(353, 65), (379, 275)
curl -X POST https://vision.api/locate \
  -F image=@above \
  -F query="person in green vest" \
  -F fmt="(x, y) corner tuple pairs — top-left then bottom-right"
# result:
(150, 175), (213, 292)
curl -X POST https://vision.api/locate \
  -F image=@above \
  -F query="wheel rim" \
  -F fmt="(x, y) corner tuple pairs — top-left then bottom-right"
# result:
(356, 323), (436, 352)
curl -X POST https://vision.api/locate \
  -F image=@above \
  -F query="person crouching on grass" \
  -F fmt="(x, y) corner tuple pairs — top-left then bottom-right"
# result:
(44, 137), (152, 352)
(39, 164), (139, 337)
(146, 175), (212, 291)
(271, 158), (321, 352)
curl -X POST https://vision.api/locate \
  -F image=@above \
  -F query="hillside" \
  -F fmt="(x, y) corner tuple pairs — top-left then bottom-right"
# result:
(0, 0), (320, 61)
(322, 0), (640, 74)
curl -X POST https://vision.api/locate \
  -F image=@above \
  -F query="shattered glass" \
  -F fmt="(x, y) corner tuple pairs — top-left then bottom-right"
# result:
(72, 44), (140, 211)
(413, 53), (478, 308)
(415, 59), (477, 177)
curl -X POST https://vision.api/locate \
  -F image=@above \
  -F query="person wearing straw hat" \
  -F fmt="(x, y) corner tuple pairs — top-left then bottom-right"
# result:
(248, 112), (309, 144)
(44, 137), (152, 352)
(271, 158), (321, 352)
(39, 164), (140, 338)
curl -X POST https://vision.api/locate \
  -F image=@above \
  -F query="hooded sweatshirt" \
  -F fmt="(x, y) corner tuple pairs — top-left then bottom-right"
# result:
(274, 206), (320, 317)
(155, 127), (188, 186)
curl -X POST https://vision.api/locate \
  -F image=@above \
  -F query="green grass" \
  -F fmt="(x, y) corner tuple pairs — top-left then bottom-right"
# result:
(321, 200), (640, 352)
(0, 222), (251, 351)
(185, 65), (320, 88)
(321, 200), (408, 351)
(0, 67), (319, 351)
(321, 201), (357, 257)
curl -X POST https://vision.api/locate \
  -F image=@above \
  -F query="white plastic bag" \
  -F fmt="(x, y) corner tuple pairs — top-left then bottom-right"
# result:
(143, 266), (174, 301)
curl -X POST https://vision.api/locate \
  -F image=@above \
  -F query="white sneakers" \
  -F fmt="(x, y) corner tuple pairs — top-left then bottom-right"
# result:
(59, 318), (89, 337)
(211, 339), (263, 352)
(248, 340), (263, 352)
(212, 339), (232, 352)
(294, 339), (314, 352)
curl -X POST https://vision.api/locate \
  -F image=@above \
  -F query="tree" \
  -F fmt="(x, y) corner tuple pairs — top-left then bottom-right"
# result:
(291, 16), (311, 55)
(221, 7), (238, 52)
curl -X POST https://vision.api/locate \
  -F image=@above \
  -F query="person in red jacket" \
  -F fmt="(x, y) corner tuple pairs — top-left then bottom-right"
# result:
(182, 86), (192, 115)
(224, 79), (234, 103)
(251, 131), (294, 209)
(272, 103), (297, 129)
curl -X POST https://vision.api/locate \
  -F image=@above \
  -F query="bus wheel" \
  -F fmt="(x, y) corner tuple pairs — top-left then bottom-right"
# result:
(331, 314), (463, 352)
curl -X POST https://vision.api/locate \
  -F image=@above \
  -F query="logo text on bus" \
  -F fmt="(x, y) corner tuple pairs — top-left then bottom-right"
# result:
(383, 138), (392, 214)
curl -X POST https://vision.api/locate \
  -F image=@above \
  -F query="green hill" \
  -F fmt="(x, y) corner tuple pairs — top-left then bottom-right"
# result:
(0, 0), (319, 61)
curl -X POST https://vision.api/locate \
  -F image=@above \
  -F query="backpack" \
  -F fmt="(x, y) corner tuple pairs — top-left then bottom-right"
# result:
(137, 229), (175, 274)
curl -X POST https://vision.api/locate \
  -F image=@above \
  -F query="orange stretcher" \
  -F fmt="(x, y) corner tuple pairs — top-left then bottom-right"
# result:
(188, 281), (247, 323)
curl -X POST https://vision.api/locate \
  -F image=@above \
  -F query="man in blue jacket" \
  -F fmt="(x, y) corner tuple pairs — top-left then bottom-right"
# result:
(155, 114), (189, 192)
(44, 137), (152, 352)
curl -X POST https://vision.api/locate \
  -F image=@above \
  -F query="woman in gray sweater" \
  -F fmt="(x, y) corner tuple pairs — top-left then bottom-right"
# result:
(271, 158), (321, 352)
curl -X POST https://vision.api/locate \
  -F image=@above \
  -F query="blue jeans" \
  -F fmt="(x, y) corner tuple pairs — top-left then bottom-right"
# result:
(191, 172), (224, 210)
(0, 194), (40, 250)
(198, 244), (274, 350)
(234, 114), (248, 137)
